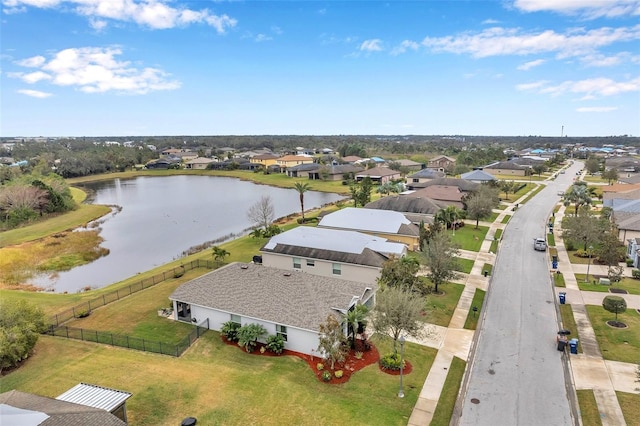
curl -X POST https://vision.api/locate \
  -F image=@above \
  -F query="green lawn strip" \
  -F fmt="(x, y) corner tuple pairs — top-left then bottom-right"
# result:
(501, 214), (511, 224)
(455, 258), (474, 274)
(576, 390), (603, 426)
(489, 229), (503, 253)
(2, 333), (435, 426)
(585, 305), (640, 363)
(617, 392), (640, 426)
(463, 289), (485, 330)
(451, 226), (488, 252)
(559, 304), (582, 353)
(481, 263), (493, 275)
(576, 278), (640, 295)
(430, 356), (466, 426)
(422, 283), (465, 327)
(554, 272), (566, 287)
(547, 233), (556, 246)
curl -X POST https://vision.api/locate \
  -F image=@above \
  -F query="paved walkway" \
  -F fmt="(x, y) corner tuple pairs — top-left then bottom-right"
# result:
(406, 184), (639, 425)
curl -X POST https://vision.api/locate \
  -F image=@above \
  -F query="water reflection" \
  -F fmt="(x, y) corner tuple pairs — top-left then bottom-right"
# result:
(31, 175), (346, 293)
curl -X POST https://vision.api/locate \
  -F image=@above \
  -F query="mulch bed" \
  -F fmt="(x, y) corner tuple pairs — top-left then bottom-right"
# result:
(221, 336), (413, 384)
(606, 321), (628, 329)
(608, 288), (628, 294)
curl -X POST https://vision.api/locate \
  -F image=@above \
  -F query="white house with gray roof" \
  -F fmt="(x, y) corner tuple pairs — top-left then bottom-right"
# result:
(169, 262), (376, 356)
(260, 226), (406, 284)
(318, 207), (420, 249)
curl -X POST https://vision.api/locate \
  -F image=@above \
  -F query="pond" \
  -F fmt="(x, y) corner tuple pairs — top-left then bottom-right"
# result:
(31, 175), (346, 293)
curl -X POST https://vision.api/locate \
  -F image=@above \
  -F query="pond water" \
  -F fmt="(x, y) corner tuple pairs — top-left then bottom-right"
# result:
(31, 175), (346, 293)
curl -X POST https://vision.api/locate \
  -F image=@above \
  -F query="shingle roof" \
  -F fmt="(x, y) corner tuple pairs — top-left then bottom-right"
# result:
(261, 227), (406, 265)
(485, 161), (529, 170)
(408, 169), (446, 179)
(318, 207), (419, 236)
(365, 195), (442, 215)
(461, 170), (496, 181)
(170, 263), (375, 332)
(410, 186), (463, 203)
(412, 177), (479, 192)
(0, 390), (126, 426)
(614, 212), (640, 231)
(355, 167), (400, 178)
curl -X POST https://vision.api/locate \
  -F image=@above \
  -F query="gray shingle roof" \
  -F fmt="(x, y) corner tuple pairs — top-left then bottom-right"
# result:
(0, 390), (126, 426)
(170, 263), (375, 332)
(460, 170), (496, 181)
(365, 195), (442, 215)
(408, 169), (446, 179)
(412, 177), (479, 192)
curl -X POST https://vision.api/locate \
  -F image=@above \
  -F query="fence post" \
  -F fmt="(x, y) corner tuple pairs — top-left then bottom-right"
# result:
(81, 329), (84, 341)
(159, 342), (162, 355)
(88, 300), (91, 311)
(72, 307), (75, 317)
(117, 290), (120, 300)
(142, 339), (145, 352)
(95, 330), (98, 341)
(111, 334), (114, 346)
(66, 327), (69, 338)
(126, 336), (129, 349)
(103, 295), (106, 306)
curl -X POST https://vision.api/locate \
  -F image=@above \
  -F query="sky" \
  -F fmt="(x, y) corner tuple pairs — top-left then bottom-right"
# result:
(1, 0), (639, 138)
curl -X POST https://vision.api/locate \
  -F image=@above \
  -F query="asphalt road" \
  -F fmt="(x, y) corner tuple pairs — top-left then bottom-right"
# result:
(456, 162), (583, 426)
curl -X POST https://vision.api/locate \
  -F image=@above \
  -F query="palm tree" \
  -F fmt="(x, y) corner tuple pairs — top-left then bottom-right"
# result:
(212, 246), (230, 266)
(563, 182), (593, 216)
(294, 182), (311, 222)
(435, 206), (464, 235)
(343, 304), (369, 349)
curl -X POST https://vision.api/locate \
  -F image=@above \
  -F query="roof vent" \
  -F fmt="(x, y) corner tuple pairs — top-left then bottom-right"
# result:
(283, 272), (291, 277)
(240, 265), (249, 270)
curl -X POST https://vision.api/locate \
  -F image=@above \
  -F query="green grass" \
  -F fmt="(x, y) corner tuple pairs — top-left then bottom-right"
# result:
(455, 258), (474, 274)
(482, 263), (493, 275)
(463, 289), (485, 330)
(617, 392), (640, 425)
(576, 390), (603, 426)
(422, 283), (465, 327)
(547, 233), (556, 246)
(489, 229), (503, 254)
(430, 356), (466, 426)
(0, 333), (436, 426)
(554, 272), (566, 287)
(576, 277), (640, 295)
(501, 214), (511, 224)
(586, 305), (640, 363)
(451, 226), (488, 252)
(559, 304), (581, 353)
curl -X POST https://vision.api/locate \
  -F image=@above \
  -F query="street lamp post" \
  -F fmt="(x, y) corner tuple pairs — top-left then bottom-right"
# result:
(398, 336), (405, 398)
(585, 245), (593, 283)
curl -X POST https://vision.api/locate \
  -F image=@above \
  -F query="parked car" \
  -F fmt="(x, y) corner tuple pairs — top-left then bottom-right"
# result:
(534, 238), (547, 251)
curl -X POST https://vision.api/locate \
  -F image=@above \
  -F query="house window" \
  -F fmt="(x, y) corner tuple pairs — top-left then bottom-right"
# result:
(306, 259), (315, 267)
(332, 263), (341, 275)
(230, 314), (241, 325)
(293, 257), (302, 269)
(276, 324), (288, 341)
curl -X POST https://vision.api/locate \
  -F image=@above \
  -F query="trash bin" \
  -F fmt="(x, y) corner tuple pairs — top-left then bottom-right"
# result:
(569, 338), (578, 354)
(483, 270), (488, 277)
(557, 339), (567, 352)
(552, 261), (558, 269)
(559, 292), (566, 304)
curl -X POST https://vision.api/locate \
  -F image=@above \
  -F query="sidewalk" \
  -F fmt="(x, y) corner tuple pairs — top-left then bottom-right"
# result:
(407, 188), (639, 425)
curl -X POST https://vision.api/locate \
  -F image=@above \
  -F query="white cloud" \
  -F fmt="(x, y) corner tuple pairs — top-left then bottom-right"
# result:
(482, 19), (500, 24)
(16, 55), (46, 67)
(391, 40), (419, 55)
(517, 59), (546, 70)
(17, 89), (52, 98)
(576, 106), (619, 112)
(255, 34), (272, 42)
(513, 0), (640, 19)
(360, 39), (383, 52)
(10, 46), (181, 95)
(518, 76), (640, 98)
(89, 17), (108, 31)
(580, 52), (636, 67)
(419, 24), (640, 58)
(3, 0), (238, 32)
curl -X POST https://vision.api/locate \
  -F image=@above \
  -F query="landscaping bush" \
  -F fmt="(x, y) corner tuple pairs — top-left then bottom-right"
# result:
(75, 309), (91, 318)
(602, 295), (627, 323)
(220, 321), (241, 342)
(334, 370), (343, 378)
(322, 371), (332, 382)
(317, 363), (324, 371)
(633, 269), (640, 279)
(379, 353), (406, 371)
(625, 258), (634, 267)
(237, 323), (267, 353)
(265, 334), (285, 355)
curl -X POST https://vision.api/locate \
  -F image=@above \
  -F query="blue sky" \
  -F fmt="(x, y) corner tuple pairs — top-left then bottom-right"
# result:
(1, 0), (639, 137)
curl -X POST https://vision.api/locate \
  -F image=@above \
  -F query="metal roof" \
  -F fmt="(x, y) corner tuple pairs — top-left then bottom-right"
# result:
(318, 207), (413, 234)
(56, 383), (131, 412)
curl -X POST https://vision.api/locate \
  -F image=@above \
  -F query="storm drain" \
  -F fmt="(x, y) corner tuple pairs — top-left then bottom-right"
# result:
(470, 398), (480, 404)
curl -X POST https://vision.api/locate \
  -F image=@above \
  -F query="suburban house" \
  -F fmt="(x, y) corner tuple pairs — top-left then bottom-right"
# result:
(184, 157), (216, 170)
(0, 384), (132, 425)
(354, 166), (401, 184)
(318, 207), (420, 249)
(260, 226), (407, 284)
(483, 161), (530, 177)
(406, 185), (465, 209)
(460, 169), (497, 183)
(169, 262), (376, 356)
(145, 156), (181, 169)
(427, 155), (456, 172)
(286, 163), (363, 180)
(341, 155), (363, 164)
(393, 159), (424, 171)
(285, 163), (320, 178)
(275, 155), (315, 172)
(406, 177), (479, 194)
(407, 168), (446, 184)
(250, 153), (281, 169)
(364, 195), (441, 226)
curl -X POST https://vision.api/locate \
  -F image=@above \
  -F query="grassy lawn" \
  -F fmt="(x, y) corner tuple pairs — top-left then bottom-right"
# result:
(455, 258), (474, 274)
(501, 214), (511, 224)
(547, 233), (556, 246)
(554, 272), (566, 287)
(617, 392), (640, 425)
(481, 263), (493, 276)
(576, 277), (640, 295)
(463, 289), (485, 330)
(1, 333), (436, 426)
(451, 226), (488, 252)
(422, 283), (465, 327)
(430, 356), (466, 426)
(576, 390), (602, 426)
(559, 304), (581, 353)
(586, 306), (640, 363)
(489, 229), (503, 254)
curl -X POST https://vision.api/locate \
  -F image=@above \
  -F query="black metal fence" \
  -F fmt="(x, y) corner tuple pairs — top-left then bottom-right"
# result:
(45, 319), (210, 357)
(48, 259), (214, 327)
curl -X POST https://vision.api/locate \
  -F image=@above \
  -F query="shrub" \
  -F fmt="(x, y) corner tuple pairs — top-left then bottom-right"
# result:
(265, 334), (285, 355)
(575, 249), (589, 258)
(317, 363), (324, 371)
(75, 309), (91, 318)
(173, 267), (185, 278)
(354, 351), (364, 360)
(220, 321), (241, 342)
(237, 323), (267, 353)
(334, 370), (343, 378)
(565, 241), (576, 251)
(626, 258), (634, 267)
(322, 371), (332, 382)
(633, 269), (640, 279)
(379, 353), (406, 371)
(602, 295), (627, 321)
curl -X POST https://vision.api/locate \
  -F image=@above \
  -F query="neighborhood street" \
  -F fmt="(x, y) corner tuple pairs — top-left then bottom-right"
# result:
(456, 163), (583, 425)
